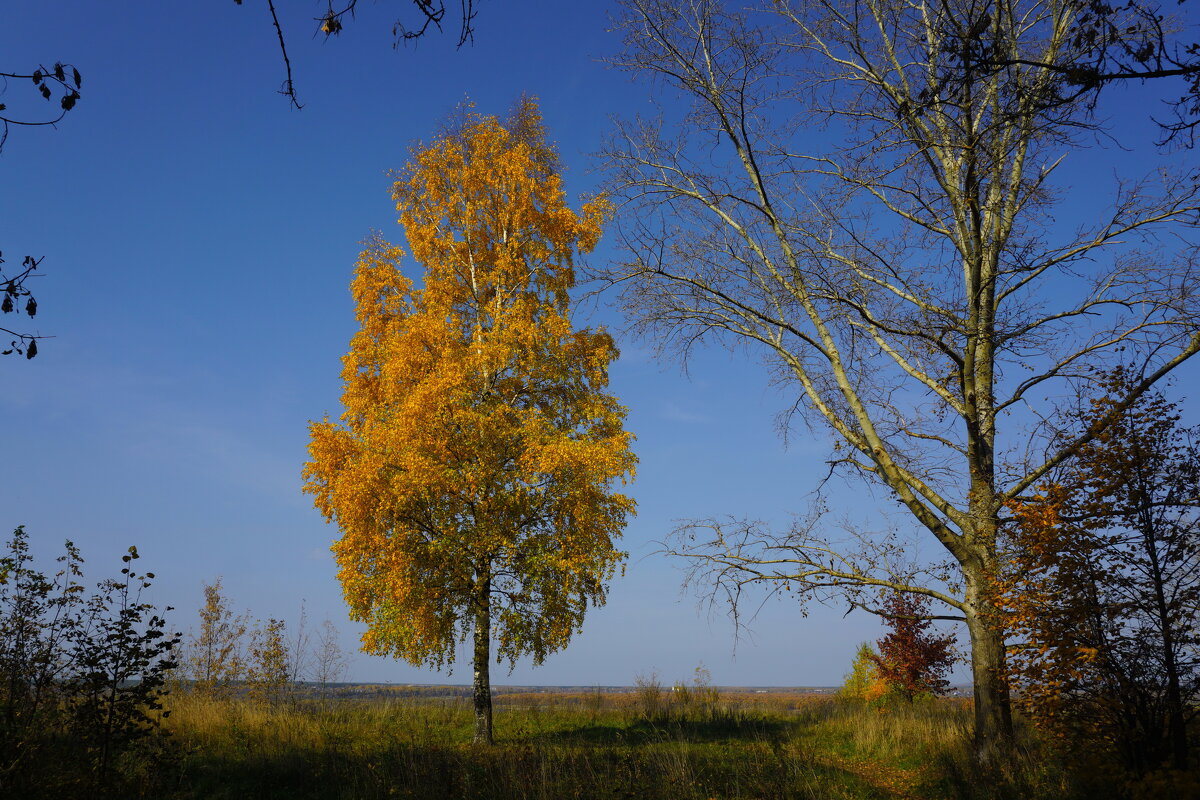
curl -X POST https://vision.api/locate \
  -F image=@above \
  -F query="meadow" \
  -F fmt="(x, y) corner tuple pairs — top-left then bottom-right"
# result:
(65, 687), (1097, 800)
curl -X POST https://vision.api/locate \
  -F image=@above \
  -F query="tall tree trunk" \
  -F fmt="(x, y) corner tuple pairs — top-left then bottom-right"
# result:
(1162, 635), (1188, 771)
(1140, 507), (1189, 770)
(472, 571), (493, 746)
(964, 574), (1013, 759)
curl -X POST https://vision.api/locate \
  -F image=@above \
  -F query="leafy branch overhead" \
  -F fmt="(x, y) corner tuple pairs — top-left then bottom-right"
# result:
(0, 63), (80, 362)
(0, 61), (82, 151)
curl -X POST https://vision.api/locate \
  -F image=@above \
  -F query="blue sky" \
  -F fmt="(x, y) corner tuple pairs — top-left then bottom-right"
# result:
(2, 1), (1196, 687)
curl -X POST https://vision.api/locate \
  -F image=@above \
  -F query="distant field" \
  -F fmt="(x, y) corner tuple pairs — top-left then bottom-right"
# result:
(314, 683), (838, 693)
(308, 683), (842, 701)
(303, 682), (973, 698)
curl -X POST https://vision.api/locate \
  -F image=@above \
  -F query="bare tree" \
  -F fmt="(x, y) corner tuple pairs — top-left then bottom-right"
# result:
(288, 600), (312, 685)
(601, 0), (1200, 756)
(312, 618), (349, 699)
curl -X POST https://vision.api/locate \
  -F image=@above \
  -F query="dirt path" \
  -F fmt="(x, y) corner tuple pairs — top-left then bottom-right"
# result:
(817, 752), (930, 800)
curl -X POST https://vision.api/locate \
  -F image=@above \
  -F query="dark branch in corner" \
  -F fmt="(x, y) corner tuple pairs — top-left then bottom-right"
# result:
(933, 0), (1200, 147)
(320, 0), (480, 49)
(267, 0), (302, 109)
(238, 0), (482, 109)
(0, 62), (83, 153)
(394, 0), (480, 48)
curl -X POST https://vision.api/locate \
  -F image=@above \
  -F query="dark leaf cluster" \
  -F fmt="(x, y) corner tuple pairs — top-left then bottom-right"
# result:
(0, 251), (45, 360)
(937, 0), (1200, 146)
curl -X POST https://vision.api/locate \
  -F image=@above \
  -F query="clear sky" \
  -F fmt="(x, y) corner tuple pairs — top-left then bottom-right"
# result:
(2, 1), (1195, 687)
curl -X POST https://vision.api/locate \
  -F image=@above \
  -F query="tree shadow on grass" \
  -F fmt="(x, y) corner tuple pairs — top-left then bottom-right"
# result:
(175, 738), (912, 800)
(533, 713), (796, 746)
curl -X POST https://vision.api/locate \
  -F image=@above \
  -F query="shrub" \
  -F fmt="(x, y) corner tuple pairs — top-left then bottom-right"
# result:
(672, 664), (720, 719)
(634, 671), (666, 720)
(0, 526), (179, 797)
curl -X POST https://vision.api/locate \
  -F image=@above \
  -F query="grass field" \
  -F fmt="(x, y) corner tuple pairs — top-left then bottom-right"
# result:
(133, 689), (1088, 800)
(18, 684), (1197, 799)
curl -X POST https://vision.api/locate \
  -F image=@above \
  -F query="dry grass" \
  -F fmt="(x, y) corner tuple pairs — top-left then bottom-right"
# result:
(24, 685), (1178, 798)
(142, 689), (1091, 800)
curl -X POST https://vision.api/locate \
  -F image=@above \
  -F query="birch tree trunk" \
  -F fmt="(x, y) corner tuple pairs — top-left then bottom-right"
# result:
(472, 569), (493, 746)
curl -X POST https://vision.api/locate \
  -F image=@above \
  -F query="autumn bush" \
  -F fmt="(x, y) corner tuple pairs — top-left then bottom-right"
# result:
(245, 617), (292, 705)
(838, 593), (956, 709)
(179, 577), (249, 698)
(838, 642), (889, 705)
(999, 373), (1200, 779)
(872, 593), (956, 703)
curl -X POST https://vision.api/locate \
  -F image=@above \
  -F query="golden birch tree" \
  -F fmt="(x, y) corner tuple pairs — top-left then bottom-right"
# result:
(303, 98), (636, 745)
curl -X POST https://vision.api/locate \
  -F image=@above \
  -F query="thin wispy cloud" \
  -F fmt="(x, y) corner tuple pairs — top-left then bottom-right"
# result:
(660, 402), (711, 424)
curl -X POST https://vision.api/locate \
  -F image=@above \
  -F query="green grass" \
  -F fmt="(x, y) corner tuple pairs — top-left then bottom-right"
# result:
(136, 691), (1081, 800)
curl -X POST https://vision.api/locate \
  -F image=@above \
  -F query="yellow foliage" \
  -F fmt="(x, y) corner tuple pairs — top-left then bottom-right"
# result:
(246, 618), (291, 704)
(839, 642), (884, 704)
(863, 678), (891, 705)
(302, 97), (636, 671)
